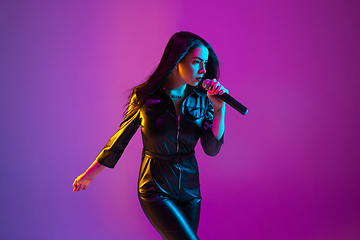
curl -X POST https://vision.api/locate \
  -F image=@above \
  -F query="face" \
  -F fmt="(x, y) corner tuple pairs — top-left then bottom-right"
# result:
(177, 45), (209, 86)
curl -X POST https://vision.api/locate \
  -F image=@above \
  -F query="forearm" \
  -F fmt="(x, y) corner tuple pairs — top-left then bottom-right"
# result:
(212, 102), (225, 140)
(82, 160), (106, 179)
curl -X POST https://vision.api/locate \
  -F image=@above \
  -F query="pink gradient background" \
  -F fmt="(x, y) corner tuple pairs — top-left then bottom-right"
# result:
(1, 0), (359, 239)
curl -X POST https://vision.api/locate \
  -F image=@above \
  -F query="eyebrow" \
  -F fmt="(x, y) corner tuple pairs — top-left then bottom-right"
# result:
(194, 57), (208, 62)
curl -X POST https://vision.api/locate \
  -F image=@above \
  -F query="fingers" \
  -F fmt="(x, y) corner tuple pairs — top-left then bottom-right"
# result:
(72, 180), (77, 192)
(72, 180), (87, 192)
(73, 181), (80, 192)
(208, 79), (228, 95)
(219, 88), (229, 95)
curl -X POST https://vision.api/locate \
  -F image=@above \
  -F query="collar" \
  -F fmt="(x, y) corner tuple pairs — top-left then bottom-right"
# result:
(189, 84), (202, 96)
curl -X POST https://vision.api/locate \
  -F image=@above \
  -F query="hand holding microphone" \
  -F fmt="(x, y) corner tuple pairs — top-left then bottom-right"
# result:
(202, 79), (248, 115)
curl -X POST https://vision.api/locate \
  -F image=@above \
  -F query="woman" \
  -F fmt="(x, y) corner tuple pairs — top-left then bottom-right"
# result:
(73, 31), (228, 240)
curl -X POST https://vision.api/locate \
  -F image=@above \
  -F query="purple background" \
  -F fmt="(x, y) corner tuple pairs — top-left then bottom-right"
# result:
(1, 0), (359, 239)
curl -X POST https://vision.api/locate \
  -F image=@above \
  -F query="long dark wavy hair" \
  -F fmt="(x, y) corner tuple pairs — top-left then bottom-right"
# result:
(125, 31), (220, 116)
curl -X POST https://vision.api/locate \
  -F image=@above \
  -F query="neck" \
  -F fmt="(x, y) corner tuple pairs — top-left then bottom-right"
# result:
(164, 83), (186, 93)
(162, 73), (188, 96)
(163, 68), (187, 88)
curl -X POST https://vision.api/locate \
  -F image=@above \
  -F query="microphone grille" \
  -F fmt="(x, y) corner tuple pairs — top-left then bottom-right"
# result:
(202, 79), (211, 90)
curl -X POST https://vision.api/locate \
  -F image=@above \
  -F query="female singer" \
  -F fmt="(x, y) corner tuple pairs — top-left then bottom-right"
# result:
(73, 31), (228, 240)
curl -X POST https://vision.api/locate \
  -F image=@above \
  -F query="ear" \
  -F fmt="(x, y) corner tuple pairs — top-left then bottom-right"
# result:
(169, 65), (179, 77)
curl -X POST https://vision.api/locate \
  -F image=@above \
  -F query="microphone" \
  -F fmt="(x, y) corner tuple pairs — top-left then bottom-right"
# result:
(202, 79), (248, 115)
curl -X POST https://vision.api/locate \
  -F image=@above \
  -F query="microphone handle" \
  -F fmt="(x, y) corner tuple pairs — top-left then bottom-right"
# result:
(217, 93), (248, 115)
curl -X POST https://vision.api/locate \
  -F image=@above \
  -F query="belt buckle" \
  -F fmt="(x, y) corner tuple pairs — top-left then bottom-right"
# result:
(172, 155), (182, 164)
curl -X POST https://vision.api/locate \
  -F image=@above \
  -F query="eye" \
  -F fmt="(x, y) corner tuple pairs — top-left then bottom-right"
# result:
(193, 60), (200, 64)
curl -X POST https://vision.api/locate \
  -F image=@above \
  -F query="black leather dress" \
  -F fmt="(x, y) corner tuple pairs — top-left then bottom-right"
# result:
(96, 85), (224, 239)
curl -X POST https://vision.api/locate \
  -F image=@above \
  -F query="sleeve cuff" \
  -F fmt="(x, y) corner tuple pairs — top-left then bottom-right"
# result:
(201, 128), (224, 156)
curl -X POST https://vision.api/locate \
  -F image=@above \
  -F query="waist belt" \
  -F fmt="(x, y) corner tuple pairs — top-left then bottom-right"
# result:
(143, 149), (195, 164)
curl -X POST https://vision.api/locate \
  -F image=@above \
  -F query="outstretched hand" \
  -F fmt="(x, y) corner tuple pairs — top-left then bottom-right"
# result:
(72, 173), (92, 192)
(72, 160), (105, 192)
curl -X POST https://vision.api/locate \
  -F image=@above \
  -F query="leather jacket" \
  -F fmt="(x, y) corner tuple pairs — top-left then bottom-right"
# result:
(96, 85), (224, 201)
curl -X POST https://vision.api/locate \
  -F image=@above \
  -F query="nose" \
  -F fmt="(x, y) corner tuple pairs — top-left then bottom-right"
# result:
(199, 63), (206, 74)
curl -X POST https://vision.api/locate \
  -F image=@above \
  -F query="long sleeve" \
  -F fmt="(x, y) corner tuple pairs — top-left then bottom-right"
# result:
(200, 98), (224, 156)
(96, 95), (141, 168)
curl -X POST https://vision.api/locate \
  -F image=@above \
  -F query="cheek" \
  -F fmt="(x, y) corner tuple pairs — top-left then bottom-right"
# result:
(178, 67), (185, 77)
(179, 65), (195, 79)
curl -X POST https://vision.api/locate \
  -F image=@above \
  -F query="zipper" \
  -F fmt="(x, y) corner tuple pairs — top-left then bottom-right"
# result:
(177, 116), (181, 190)
(178, 163), (182, 191)
(176, 118), (180, 153)
(163, 88), (185, 192)
(163, 89), (181, 154)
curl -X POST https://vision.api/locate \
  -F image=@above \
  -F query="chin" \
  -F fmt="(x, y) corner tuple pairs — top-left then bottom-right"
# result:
(186, 79), (200, 87)
(190, 80), (200, 86)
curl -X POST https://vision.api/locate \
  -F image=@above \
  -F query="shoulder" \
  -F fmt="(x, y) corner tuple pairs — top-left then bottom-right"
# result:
(184, 85), (212, 110)
(193, 86), (211, 107)
(142, 88), (171, 109)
